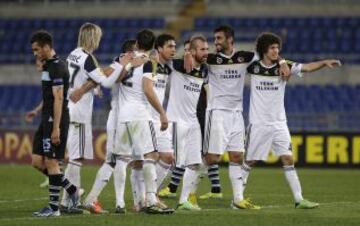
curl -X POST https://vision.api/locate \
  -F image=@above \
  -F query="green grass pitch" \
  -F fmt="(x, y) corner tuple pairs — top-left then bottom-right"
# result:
(0, 164), (359, 226)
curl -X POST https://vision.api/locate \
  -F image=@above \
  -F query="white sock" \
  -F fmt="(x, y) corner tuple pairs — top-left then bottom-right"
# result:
(179, 167), (200, 204)
(130, 168), (145, 208)
(284, 165), (303, 203)
(84, 163), (114, 206)
(61, 160), (82, 206)
(229, 162), (244, 203)
(156, 159), (172, 191)
(240, 163), (252, 195)
(143, 159), (158, 206)
(114, 159), (128, 208)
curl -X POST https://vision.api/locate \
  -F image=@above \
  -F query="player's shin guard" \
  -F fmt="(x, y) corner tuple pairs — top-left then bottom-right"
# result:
(143, 159), (158, 206)
(179, 167), (201, 204)
(156, 159), (172, 191)
(114, 159), (128, 208)
(229, 162), (244, 203)
(84, 163), (114, 206)
(283, 165), (303, 203)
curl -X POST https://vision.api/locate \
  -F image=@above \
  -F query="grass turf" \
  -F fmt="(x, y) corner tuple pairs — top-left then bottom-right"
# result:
(0, 164), (359, 226)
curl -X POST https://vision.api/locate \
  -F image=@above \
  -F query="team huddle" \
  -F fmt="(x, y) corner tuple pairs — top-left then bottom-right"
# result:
(27, 23), (341, 217)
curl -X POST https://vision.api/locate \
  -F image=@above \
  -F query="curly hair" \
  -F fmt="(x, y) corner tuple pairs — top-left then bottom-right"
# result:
(255, 32), (282, 59)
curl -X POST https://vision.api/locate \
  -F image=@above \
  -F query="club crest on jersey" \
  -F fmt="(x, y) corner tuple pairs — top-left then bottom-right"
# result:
(237, 57), (244, 63)
(274, 68), (279, 76)
(254, 65), (260, 74)
(216, 57), (223, 64)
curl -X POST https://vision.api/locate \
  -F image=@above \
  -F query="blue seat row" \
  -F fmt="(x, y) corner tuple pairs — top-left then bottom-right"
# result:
(194, 17), (360, 30)
(0, 18), (165, 30)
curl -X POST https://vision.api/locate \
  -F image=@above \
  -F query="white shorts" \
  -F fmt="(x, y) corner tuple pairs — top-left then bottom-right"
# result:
(245, 123), (293, 161)
(173, 122), (202, 167)
(114, 120), (157, 160)
(203, 109), (245, 155)
(154, 122), (173, 153)
(67, 122), (93, 160)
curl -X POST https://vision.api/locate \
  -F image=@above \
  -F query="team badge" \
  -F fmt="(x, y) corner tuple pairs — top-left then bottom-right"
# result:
(274, 68), (279, 76)
(237, 57), (244, 63)
(216, 57), (223, 64)
(254, 65), (260, 74)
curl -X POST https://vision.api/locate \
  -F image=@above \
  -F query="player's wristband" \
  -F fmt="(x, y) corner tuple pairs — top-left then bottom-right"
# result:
(279, 59), (286, 65)
(125, 63), (133, 71)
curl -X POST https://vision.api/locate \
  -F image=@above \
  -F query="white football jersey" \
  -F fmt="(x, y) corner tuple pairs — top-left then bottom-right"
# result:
(167, 59), (208, 125)
(117, 51), (152, 122)
(67, 48), (123, 123)
(148, 62), (172, 122)
(247, 60), (303, 125)
(206, 50), (257, 111)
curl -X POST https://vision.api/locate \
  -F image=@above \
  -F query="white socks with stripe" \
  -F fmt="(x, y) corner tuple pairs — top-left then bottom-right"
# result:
(283, 165), (303, 203)
(84, 162), (113, 206)
(61, 160), (82, 206)
(156, 159), (172, 191)
(179, 167), (201, 204)
(114, 159), (128, 208)
(130, 168), (145, 208)
(229, 162), (244, 203)
(143, 159), (158, 207)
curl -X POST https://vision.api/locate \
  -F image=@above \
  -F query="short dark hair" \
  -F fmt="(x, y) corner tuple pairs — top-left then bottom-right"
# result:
(121, 39), (136, 53)
(255, 32), (282, 59)
(214, 25), (234, 39)
(190, 35), (207, 50)
(154, 34), (175, 50)
(30, 30), (53, 48)
(184, 39), (190, 46)
(136, 29), (156, 51)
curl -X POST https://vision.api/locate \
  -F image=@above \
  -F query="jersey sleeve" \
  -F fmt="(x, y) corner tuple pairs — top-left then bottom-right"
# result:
(288, 61), (303, 77)
(237, 51), (257, 64)
(109, 55), (122, 69)
(143, 61), (155, 80)
(85, 55), (123, 87)
(48, 63), (64, 86)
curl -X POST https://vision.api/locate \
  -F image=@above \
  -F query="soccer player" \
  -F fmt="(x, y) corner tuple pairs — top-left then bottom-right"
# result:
(25, 57), (49, 189)
(60, 22), (126, 208)
(241, 32), (340, 209)
(78, 40), (137, 214)
(29, 30), (80, 217)
(149, 34), (176, 192)
(198, 25), (289, 209)
(159, 40), (223, 200)
(113, 29), (174, 214)
(166, 35), (209, 211)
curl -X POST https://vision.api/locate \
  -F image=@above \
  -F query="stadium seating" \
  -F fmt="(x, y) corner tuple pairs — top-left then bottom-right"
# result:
(1, 84), (359, 130)
(0, 17), (359, 63)
(0, 18), (165, 64)
(186, 16), (360, 64)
